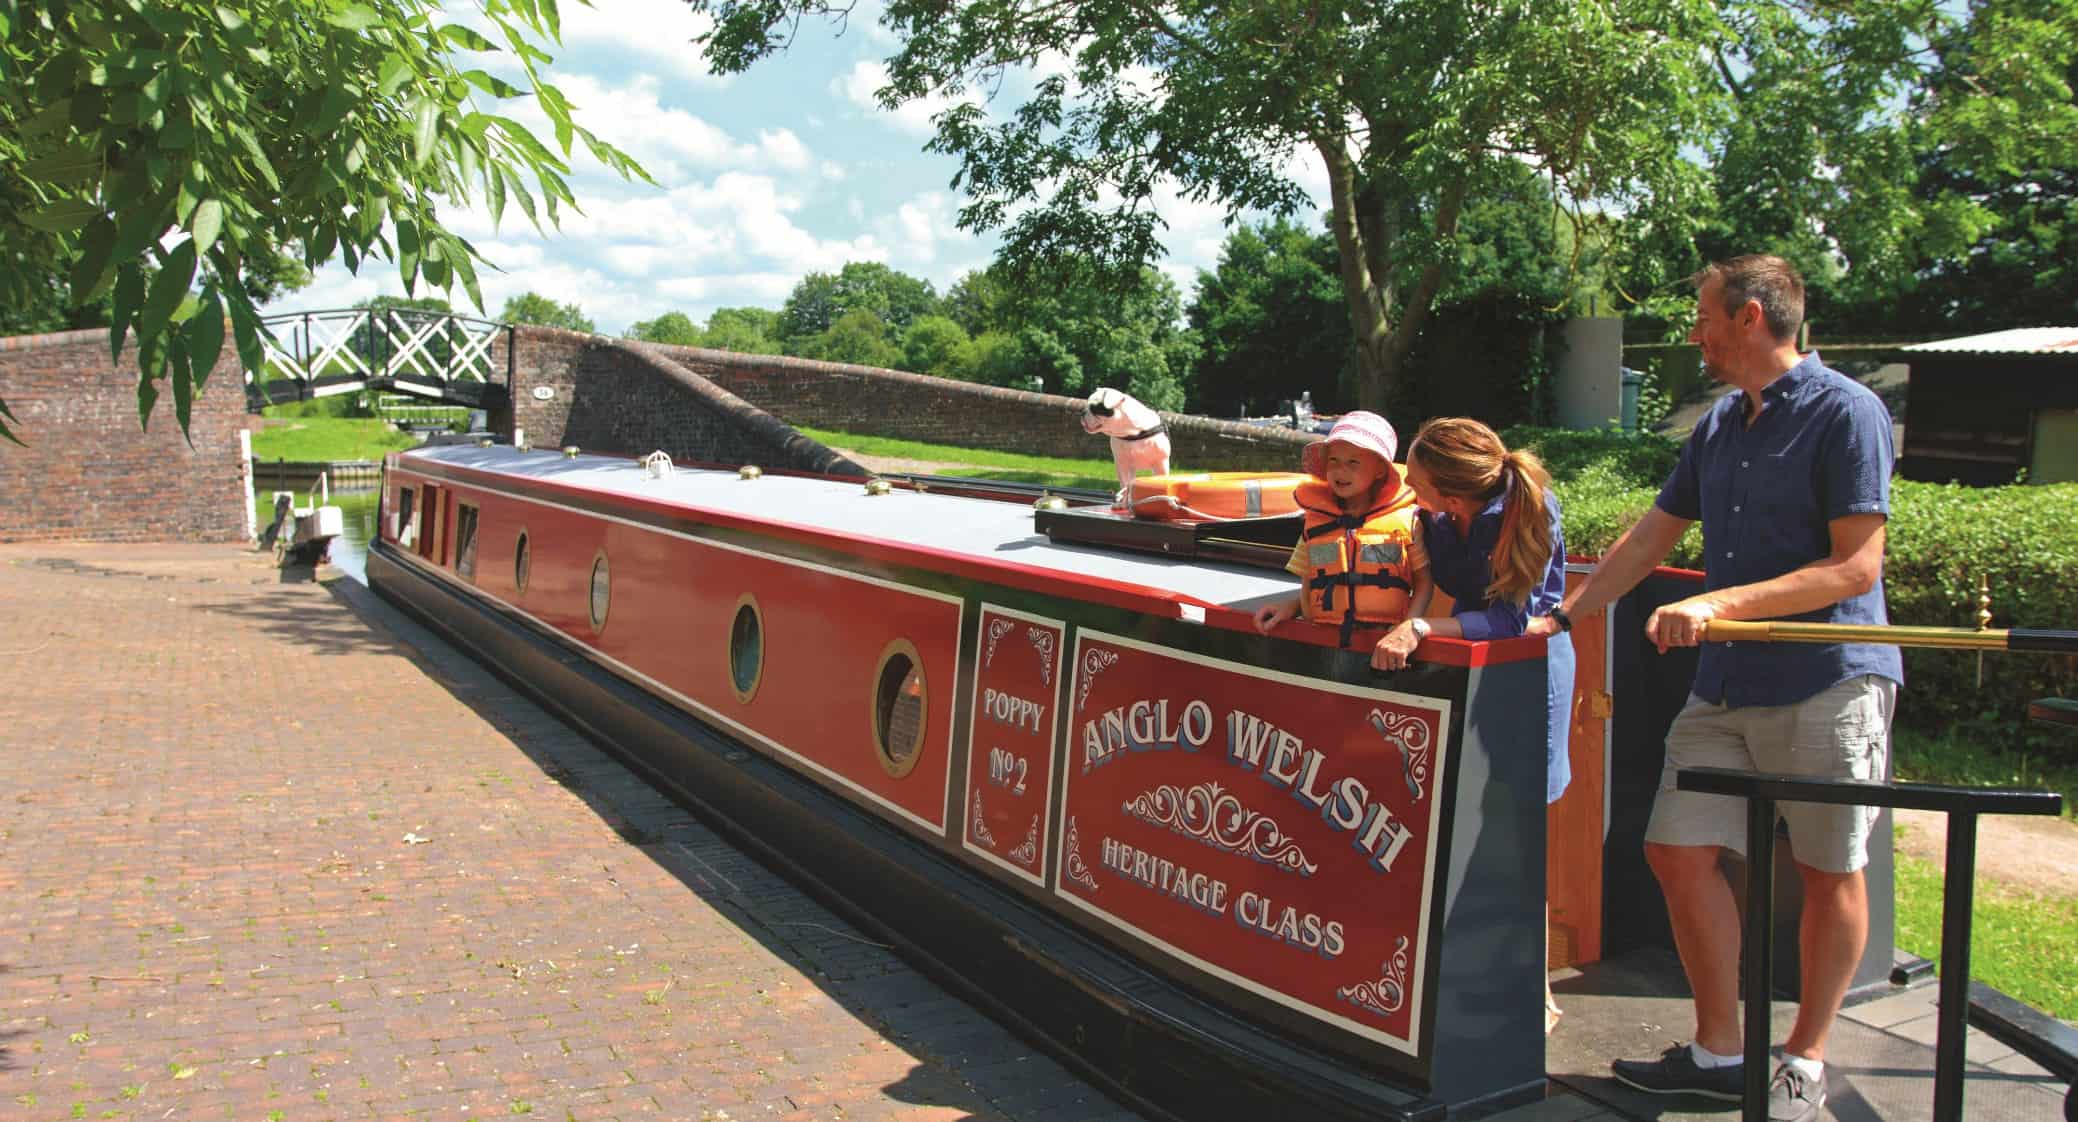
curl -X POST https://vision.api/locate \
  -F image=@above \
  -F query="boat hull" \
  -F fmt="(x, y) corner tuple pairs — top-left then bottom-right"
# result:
(369, 446), (1555, 1118)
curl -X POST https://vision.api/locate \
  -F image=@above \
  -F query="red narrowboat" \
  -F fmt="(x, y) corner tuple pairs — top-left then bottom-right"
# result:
(370, 440), (1559, 1121)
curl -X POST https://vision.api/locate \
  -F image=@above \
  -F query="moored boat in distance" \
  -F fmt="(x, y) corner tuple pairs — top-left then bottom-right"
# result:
(369, 440), (1557, 1121)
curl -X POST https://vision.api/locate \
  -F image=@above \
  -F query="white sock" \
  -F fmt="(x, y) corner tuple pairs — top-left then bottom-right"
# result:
(1689, 1042), (1742, 1069)
(1781, 1053), (1825, 1081)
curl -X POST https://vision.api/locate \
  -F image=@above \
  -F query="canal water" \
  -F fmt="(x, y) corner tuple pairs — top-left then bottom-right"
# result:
(252, 486), (378, 584)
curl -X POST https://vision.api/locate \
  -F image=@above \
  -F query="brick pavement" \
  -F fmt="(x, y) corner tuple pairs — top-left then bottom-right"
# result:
(0, 544), (1141, 1122)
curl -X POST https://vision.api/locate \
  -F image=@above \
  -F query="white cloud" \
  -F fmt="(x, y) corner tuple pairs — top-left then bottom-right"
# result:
(557, 0), (728, 84)
(831, 60), (971, 137)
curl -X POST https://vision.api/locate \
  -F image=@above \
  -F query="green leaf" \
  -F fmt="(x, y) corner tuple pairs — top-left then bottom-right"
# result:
(328, 4), (380, 31)
(25, 198), (100, 231)
(224, 285), (266, 377)
(136, 372), (160, 430)
(461, 69), (525, 99)
(139, 238), (199, 346)
(70, 216), (119, 304)
(190, 199), (224, 255)
(437, 24), (500, 52)
(185, 287), (226, 391)
(214, 5), (247, 31)
(413, 98), (440, 165)
(0, 396), (24, 448)
(110, 264), (147, 362)
(171, 342), (195, 437)
(378, 52), (413, 97)
(22, 148), (102, 185)
(538, 0), (560, 41)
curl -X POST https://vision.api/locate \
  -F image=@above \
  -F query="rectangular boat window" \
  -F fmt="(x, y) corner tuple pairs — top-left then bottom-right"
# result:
(396, 486), (418, 548)
(455, 504), (480, 579)
(419, 485), (443, 560)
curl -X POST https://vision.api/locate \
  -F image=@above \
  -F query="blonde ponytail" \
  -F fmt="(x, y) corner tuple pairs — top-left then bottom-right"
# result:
(1486, 449), (1554, 607)
(1408, 418), (1557, 607)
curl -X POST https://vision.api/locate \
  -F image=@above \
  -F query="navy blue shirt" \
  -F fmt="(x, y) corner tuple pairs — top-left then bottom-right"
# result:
(1419, 490), (1567, 641)
(1654, 352), (1904, 707)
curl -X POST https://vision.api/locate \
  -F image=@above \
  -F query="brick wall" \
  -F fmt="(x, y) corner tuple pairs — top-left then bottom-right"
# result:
(504, 327), (863, 475)
(0, 329), (251, 543)
(523, 338), (1316, 472)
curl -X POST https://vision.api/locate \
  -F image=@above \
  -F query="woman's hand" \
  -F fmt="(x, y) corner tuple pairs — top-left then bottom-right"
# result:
(1524, 615), (1560, 639)
(1370, 621), (1423, 671)
(1254, 598), (1297, 634)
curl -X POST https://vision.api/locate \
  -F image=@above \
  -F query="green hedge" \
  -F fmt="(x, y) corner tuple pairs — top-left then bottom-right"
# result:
(1506, 427), (2078, 751)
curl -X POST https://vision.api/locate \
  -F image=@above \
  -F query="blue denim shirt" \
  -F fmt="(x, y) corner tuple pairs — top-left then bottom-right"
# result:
(1418, 490), (1566, 640)
(1654, 352), (1904, 707)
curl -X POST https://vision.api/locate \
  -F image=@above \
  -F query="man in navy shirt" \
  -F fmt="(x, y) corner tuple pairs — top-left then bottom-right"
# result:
(1534, 256), (1901, 1122)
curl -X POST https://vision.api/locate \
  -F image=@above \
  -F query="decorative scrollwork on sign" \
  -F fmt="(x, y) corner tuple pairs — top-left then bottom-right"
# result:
(1027, 627), (1056, 685)
(1121, 782), (1318, 876)
(1075, 648), (1118, 712)
(1062, 816), (1099, 892)
(983, 617), (1017, 668)
(969, 787), (997, 848)
(1336, 935), (1412, 1018)
(1367, 708), (1435, 802)
(1006, 815), (1040, 866)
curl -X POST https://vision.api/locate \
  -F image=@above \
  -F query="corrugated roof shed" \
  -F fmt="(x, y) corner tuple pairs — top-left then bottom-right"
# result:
(1900, 327), (2078, 355)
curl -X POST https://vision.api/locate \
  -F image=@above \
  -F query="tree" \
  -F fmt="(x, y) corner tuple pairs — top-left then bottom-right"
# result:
(499, 292), (594, 333)
(1187, 219), (1349, 418)
(627, 311), (705, 346)
(1, 0), (648, 443)
(800, 309), (904, 368)
(900, 315), (976, 380)
(776, 262), (940, 345)
(972, 261), (1195, 410)
(693, 0), (2078, 409)
(1604, 1), (2078, 338)
(701, 307), (784, 355)
(690, 0), (1721, 411)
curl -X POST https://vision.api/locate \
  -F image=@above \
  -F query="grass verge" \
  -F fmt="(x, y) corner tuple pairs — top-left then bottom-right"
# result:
(1893, 847), (2078, 1020)
(795, 425), (1119, 492)
(250, 418), (421, 462)
(1892, 723), (2078, 820)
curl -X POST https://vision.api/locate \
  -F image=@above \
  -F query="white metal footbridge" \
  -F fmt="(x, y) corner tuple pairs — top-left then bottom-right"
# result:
(246, 308), (512, 410)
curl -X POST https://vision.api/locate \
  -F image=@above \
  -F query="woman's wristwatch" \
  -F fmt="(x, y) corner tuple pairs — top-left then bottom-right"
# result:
(1407, 617), (1431, 641)
(1549, 607), (1573, 633)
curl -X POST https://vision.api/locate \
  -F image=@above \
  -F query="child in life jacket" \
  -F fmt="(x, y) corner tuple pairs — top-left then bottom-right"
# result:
(1252, 411), (1429, 654)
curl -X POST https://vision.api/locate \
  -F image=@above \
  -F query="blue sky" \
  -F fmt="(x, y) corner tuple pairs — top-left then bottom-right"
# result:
(266, 0), (1331, 335)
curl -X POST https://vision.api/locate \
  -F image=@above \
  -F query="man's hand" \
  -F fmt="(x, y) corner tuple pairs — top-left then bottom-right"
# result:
(1647, 596), (1720, 652)
(1371, 622), (1422, 671)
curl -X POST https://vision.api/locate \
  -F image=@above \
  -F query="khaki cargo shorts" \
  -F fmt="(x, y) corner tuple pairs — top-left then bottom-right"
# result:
(1645, 674), (1896, 874)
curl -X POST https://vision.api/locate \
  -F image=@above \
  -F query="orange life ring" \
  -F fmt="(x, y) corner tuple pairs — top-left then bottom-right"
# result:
(1126, 472), (1309, 521)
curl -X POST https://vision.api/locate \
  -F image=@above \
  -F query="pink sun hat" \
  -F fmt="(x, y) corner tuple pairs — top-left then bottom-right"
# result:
(1301, 410), (1400, 477)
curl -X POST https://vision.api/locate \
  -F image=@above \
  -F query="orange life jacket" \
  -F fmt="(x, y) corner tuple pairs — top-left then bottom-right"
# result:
(1294, 477), (1420, 647)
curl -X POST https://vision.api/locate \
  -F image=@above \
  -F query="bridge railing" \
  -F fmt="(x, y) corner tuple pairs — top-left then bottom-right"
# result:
(249, 308), (513, 404)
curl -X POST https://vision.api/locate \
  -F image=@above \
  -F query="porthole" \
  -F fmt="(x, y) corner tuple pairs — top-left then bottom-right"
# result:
(513, 529), (531, 594)
(728, 594), (764, 703)
(588, 550), (611, 633)
(871, 639), (927, 778)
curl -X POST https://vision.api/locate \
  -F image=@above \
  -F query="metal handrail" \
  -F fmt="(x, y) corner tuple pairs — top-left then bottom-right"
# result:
(1673, 766), (2064, 1122)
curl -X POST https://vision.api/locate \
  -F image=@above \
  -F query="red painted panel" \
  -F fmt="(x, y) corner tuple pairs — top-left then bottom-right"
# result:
(393, 471), (961, 833)
(962, 606), (1065, 885)
(1054, 631), (1452, 1054)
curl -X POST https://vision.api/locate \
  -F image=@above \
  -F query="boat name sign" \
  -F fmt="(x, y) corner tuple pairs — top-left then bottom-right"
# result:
(1055, 630), (1451, 1054)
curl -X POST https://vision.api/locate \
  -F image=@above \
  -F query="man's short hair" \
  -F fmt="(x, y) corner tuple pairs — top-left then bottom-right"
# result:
(1692, 255), (1805, 343)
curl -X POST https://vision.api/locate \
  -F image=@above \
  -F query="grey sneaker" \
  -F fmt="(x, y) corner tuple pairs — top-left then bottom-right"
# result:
(1610, 1043), (1744, 1100)
(1768, 1062), (1827, 1121)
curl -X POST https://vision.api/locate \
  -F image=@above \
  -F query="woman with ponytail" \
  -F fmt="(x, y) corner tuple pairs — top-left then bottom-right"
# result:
(1371, 417), (1574, 1032)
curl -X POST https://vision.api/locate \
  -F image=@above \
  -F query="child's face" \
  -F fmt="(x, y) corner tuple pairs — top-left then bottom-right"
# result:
(1321, 443), (1387, 505)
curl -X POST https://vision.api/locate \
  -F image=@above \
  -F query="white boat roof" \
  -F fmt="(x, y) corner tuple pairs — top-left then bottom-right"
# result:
(401, 444), (1298, 613)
